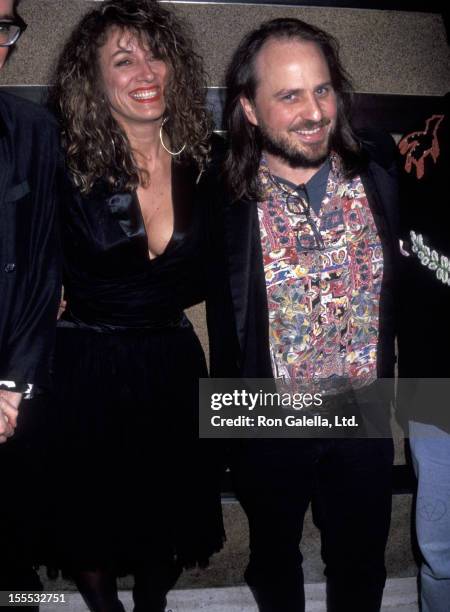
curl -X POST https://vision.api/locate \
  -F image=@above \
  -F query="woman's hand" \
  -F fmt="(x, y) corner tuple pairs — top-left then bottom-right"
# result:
(0, 390), (22, 443)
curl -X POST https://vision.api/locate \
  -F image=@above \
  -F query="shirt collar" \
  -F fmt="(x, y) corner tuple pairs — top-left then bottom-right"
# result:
(258, 152), (343, 200)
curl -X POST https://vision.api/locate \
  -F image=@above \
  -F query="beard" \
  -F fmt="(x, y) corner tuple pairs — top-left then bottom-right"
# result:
(259, 118), (333, 169)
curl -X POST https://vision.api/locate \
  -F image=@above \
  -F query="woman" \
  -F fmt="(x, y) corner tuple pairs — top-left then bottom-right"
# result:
(49, 1), (224, 610)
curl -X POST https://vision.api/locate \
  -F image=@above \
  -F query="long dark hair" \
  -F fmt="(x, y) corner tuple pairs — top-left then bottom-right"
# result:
(224, 18), (364, 201)
(51, 0), (212, 193)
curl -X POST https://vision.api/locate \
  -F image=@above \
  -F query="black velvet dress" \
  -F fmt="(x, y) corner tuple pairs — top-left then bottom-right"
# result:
(49, 160), (224, 573)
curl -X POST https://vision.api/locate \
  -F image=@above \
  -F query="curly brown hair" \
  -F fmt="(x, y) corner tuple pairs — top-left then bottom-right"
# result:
(51, 0), (212, 193)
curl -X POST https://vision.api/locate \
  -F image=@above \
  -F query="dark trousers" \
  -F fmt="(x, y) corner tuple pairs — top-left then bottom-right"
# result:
(0, 397), (53, 610)
(231, 437), (394, 612)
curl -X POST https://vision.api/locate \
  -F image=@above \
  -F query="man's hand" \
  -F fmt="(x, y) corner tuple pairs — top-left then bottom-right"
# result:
(57, 286), (67, 320)
(0, 390), (22, 443)
(57, 298), (67, 320)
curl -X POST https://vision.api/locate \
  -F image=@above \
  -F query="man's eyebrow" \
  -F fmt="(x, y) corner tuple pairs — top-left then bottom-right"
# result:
(275, 81), (333, 97)
(275, 88), (302, 97)
(0, 14), (14, 20)
(316, 80), (333, 89)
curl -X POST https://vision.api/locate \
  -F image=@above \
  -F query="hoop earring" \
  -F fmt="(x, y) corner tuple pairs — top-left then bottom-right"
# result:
(159, 117), (186, 156)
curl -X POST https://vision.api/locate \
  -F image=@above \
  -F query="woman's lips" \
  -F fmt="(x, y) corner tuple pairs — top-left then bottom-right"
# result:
(129, 87), (161, 103)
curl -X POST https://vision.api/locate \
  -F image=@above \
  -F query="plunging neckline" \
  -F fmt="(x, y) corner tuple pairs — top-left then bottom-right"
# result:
(134, 192), (176, 262)
(104, 160), (198, 264)
(134, 159), (175, 262)
(134, 159), (197, 263)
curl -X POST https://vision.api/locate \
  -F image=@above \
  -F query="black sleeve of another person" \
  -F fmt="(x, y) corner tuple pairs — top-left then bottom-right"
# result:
(0, 93), (61, 392)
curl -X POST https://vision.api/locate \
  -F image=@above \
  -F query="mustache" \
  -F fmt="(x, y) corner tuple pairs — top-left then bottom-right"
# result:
(289, 118), (331, 132)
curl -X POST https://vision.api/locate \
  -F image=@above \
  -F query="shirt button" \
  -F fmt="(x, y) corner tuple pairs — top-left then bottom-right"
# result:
(4, 263), (16, 273)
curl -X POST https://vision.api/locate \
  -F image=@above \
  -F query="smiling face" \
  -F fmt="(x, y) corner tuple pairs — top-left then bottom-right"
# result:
(98, 27), (170, 133)
(0, 0), (14, 70)
(241, 37), (337, 171)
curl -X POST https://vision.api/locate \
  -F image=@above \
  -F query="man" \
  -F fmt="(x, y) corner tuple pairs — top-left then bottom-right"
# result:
(397, 94), (450, 612)
(206, 18), (399, 611)
(0, 0), (60, 599)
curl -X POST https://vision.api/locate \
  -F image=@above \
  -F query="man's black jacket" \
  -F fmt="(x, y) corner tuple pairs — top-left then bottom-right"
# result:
(205, 131), (400, 383)
(0, 92), (61, 391)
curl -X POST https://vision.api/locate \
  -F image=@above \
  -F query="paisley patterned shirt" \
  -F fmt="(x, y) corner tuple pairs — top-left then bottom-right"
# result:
(258, 154), (383, 389)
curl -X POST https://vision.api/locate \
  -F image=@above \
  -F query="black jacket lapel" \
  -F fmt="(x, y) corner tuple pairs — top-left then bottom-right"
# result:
(224, 197), (272, 380)
(361, 161), (399, 378)
(0, 109), (10, 207)
(224, 198), (257, 351)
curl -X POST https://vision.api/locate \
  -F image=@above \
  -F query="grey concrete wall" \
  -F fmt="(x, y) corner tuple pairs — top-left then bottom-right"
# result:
(2, 1), (449, 95)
